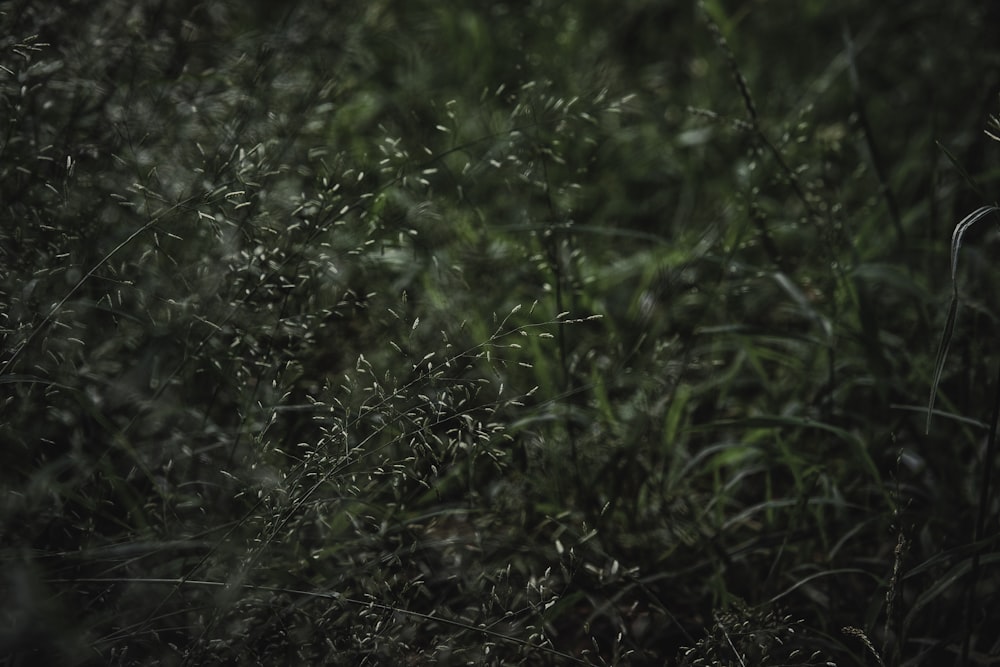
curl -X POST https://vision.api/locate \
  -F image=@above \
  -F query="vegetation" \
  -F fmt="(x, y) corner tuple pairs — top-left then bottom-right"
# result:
(2, 0), (1000, 664)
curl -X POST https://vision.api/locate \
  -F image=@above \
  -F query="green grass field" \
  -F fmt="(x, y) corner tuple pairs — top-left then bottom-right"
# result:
(3, 1), (1000, 664)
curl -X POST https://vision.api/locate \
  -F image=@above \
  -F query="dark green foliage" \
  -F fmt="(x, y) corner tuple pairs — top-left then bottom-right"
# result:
(3, 0), (1000, 665)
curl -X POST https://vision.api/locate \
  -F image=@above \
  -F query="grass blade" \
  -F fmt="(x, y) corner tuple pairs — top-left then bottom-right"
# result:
(926, 205), (999, 432)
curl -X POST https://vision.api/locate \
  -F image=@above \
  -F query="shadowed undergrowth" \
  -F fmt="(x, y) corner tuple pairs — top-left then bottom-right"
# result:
(3, 1), (1000, 665)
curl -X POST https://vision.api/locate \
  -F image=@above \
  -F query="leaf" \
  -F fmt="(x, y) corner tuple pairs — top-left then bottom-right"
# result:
(937, 141), (985, 199)
(902, 552), (1000, 640)
(926, 205), (1000, 433)
(690, 415), (883, 488)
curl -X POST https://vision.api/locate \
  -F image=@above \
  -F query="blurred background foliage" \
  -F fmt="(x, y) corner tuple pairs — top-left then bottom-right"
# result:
(3, 0), (1000, 664)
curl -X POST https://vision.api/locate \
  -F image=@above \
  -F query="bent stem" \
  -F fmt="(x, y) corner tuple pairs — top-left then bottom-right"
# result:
(926, 205), (1000, 433)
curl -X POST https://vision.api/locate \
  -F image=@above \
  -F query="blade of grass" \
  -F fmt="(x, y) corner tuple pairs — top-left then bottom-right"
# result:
(49, 576), (592, 665)
(926, 205), (999, 433)
(692, 415), (883, 488)
(901, 552), (1000, 643)
(960, 357), (1000, 666)
(937, 141), (986, 201)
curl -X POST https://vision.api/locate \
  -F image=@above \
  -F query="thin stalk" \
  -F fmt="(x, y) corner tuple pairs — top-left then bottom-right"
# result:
(959, 358), (1000, 666)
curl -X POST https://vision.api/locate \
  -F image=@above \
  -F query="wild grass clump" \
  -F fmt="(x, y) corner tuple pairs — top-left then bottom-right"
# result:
(3, 0), (1000, 665)
(678, 603), (834, 667)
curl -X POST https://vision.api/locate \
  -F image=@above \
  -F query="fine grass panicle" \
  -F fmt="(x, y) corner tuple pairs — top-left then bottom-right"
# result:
(679, 602), (835, 667)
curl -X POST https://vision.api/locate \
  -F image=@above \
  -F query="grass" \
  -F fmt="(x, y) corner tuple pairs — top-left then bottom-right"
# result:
(3, 0), (1000, 665)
